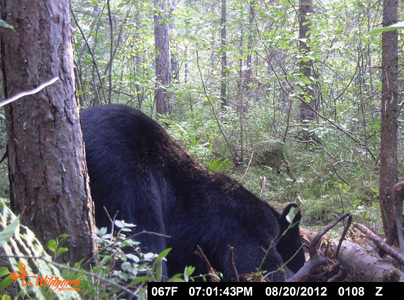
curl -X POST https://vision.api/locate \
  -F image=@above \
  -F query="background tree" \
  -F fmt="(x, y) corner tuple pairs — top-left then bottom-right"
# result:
(220, 0), (227, 109)
(379, 0), (399, 240)
(0, 0), (96, 262)
(154, 0), (173, 115)
(0, 0), (400, 266)
(0, 0), (402, 286)
(298, 0), (316, 140)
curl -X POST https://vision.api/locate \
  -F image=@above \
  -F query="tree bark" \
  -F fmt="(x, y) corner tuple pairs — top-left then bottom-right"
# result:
(298, 0), (316, 139)
(379, 0), (398, 239)
(154, 0), (173, 115)
(169, 0), (180, 84)
(220, 0), (227, 109)
(0, 0), (96, 263)
(245, 0), (255, 80)
(134, 6), (145, 108)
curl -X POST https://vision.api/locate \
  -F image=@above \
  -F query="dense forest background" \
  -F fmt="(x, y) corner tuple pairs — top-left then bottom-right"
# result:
(0, 0), (403, 294)
(0, 0), (401, 230)
(37, 0), (401, 233)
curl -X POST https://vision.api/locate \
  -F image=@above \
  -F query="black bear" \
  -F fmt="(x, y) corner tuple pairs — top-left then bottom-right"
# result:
(81, 104), (304, 281)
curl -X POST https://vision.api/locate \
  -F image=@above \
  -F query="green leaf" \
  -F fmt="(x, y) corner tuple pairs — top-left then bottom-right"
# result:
(115, 220), (125, 228)
(184, 266), (195, 282)
(286, 206), (296, 224)
(0, 267), (9, 277)
(0, 217), (19, 247)
(369, 21), (404, 35)
(47, 239), (57, 252)
(98, 227), (107, 236)
(155, 259), (163, 281)
(1, 294), (11, 300)
(128, 276), (153, 286)
(55, 247), (69, 258)
(0, 20), (13, 30)
(0, 277), (13, 291)
(115, 220), (136, 229)
(151, 248), (171, 270)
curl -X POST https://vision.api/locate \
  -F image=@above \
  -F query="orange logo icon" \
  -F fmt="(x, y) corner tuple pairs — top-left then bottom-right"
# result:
(9, 261), (83, 292)
(9, 262), (36, 287)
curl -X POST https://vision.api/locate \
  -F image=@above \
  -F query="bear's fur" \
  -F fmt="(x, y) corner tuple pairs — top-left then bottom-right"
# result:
(81, 104), (304, 281)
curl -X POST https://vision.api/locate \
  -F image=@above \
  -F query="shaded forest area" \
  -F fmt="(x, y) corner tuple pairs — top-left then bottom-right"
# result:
(71, 0), (403, 272)
(68, 0), (403, 234)
(0, 0), (403, 298)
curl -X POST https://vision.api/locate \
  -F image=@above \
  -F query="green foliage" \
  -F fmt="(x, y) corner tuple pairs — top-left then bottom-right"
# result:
(0, 20), (13, 30)
(0, 0), (399, 291)
(0, 199), (81, 299)
(0, 217), (19, 248)
(47, 234), (69, 260)
(0, 199), (199, 299)
(0, 0), (397, 289)
(369, 21), (404, 35)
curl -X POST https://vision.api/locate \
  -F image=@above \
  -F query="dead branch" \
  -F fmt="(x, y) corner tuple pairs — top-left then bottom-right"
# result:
(194, 245), (219, 282)
(240, 151), (255, 183)
(291, 212), (352, 282)
(327, 264), (347, 282)
(259, 175), (266, 200)
(287, 256), (328, 282)
(289, 213), (352, 282)
(310, 212), (352, 259)
(228, 246), (240, 282)
(353, 222), (404, 264)
(0, 77), (59, 107)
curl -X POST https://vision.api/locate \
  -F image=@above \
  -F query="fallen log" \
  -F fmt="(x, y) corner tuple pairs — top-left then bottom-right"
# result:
(300, 224), (404, 282)
(332, 239), (404, 282)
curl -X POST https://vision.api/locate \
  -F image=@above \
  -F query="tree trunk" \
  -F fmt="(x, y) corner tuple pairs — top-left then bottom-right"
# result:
(134, 6), (145, 108)
(220, 0), (227, 109)
(298, 0), (316, 139)
(0, 0), (96, 263)
(107, 0), (114, 104)
(379, 0), (398, 239)
(154, 0), (173, 116)
(169, 0), (180, 84)
(245, 0), (255, 80)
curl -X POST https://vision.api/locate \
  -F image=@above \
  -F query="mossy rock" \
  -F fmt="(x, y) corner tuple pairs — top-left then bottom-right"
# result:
(254, 143), (294, 178)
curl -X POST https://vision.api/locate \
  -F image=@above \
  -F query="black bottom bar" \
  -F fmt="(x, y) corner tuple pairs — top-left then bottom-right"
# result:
(148, 282), (400, 298)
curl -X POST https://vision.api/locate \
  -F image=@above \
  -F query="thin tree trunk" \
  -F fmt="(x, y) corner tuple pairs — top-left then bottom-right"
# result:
(379, 0), (399, 239)
(107, 0), (113, 104)
(220, 0), (227, 109)
(246, 0), (255, 80)
(298, 0), (316, 139)
(184, 48), (189, 84)
(169, 0), (180, 84)
(0, 0), (96, 263)
(134, 5), (145, 108)
(154, 0), (172, 116)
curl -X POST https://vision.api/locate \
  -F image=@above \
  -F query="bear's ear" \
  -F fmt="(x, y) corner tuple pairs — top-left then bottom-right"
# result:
(280, 203), (301, 232)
